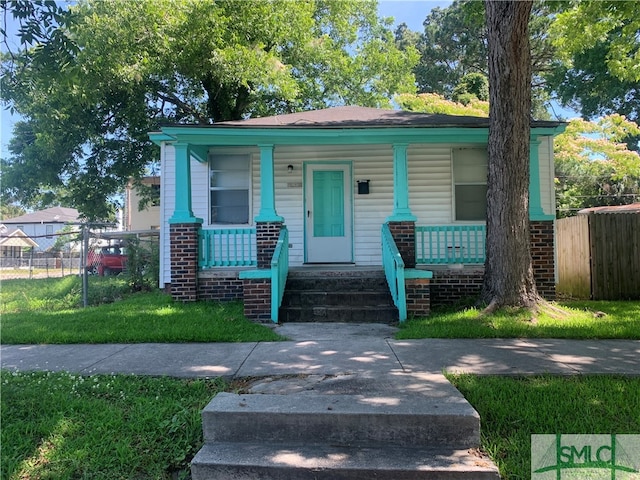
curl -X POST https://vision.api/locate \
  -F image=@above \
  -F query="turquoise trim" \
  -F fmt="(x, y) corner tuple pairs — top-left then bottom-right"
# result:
(190, 145), (209, 163)
(415, 224), (486, 264)
(169, 143), (203, 224)
(529, 138), (545, 219)
(381, 223), (407, 322)
(387, 144), (417, 222)
(199, 228), (256, 267)
(254, 144), (284, 223)
(405, 269), (433, 280)
(238, 269), (271, 280)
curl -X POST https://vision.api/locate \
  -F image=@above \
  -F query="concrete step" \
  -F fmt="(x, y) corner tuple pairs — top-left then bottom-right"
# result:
(278, 305), (398, 322)
(201, 393), (480, 448)
(281, 290), (394, 308)
(191, 442), (500, 480)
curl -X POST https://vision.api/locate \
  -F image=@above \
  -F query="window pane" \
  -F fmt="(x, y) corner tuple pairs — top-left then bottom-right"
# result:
(211, 190), (249, 224)
(455, 185), (487, 221)
(210, 154), (250, 224)
(453, 148), (487, 183)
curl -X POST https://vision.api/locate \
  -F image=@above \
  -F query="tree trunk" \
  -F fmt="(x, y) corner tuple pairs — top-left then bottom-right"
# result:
(482, 0), (539, 309)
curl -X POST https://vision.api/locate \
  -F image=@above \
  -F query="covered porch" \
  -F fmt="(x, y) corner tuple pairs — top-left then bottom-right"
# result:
(151, 107), (562, 322)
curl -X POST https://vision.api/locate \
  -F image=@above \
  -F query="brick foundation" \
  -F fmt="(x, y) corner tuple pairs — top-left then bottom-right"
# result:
(243, 278), (272, 321)
(257, 222), (283, 269)
(430, 268), (484, 308)
(405, 277), (431, 316)
(170, 222), (201, 301)
(530, 220), (555, 300)
(387, 221), (416, 268)
(198, 272), (244, 301)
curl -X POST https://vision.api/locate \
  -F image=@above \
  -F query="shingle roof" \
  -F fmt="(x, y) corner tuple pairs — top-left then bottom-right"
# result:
(578, 203), (640, 214)
(215, 106), (563, 129)
(2, 207), (80, 224)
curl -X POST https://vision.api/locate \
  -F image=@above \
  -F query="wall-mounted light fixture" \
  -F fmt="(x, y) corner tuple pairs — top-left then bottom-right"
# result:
(287, 164), (294, 173)
(357, 180), (370, 194)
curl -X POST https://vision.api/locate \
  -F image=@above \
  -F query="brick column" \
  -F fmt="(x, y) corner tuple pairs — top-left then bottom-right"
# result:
(530, 220), (555, 300)
(387, 221), (416, 268)
(243, 278), (272, 322)
(406, 277), (431, 317)
(256, 221), (283, 269)
(170, 222), (201, 301)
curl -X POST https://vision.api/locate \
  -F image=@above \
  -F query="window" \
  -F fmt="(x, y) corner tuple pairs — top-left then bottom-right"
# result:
(46, 225), (54, 238)
(453, 148), (487, 221)
(209, 154), (250, 224)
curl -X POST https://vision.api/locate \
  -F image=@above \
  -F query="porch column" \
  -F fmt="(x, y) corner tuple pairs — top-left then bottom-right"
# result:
(529, 137), (545, 220)
(387, 144), (416, 267)
(169, 142), (202, 302)
(388, 144), (417, 222)
(169, 142), (202, 224)
(255, 144), (284, 223)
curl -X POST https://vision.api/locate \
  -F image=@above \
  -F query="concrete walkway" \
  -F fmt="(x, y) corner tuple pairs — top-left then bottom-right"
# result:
(2, 323), (639, 379)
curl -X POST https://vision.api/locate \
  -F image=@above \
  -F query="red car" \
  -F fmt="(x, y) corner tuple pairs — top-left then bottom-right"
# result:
(87, 245), (128, 276)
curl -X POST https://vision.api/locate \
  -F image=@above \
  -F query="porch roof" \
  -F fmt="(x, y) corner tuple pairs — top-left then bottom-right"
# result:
(149, 106), (566, 146)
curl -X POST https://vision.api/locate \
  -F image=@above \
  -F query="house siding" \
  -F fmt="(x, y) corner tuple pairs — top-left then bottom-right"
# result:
(160, 137), (556, 283)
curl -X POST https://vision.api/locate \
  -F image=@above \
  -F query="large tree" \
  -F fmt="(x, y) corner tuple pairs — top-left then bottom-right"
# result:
(1, 0), (417, 220)
(482, 0), (538, 309)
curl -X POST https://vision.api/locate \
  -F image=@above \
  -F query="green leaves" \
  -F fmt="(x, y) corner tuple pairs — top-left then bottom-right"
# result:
(2, 0), (417, 219)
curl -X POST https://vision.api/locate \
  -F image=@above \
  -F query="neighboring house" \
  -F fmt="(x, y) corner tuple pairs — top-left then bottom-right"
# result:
(124, 176), (161, 231)
(0, 227), (39, 260)
(1, 207), (80, 252)
(150, 106), (565, 321)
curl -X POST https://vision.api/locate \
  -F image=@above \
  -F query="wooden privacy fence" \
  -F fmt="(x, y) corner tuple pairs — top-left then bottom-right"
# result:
(557, 213), (640, 300)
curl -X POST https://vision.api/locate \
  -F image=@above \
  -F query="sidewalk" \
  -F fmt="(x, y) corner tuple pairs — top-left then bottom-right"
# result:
(2, 323), (639, 379)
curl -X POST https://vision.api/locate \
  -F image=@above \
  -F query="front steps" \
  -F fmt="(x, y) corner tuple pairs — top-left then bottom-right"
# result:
(279, 268), (398, 323)
(191, 381), (500, 479)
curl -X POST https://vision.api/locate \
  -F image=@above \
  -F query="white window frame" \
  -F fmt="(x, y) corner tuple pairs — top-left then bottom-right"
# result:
(452, 148), (488, 222)
(209, 153), (252, 226)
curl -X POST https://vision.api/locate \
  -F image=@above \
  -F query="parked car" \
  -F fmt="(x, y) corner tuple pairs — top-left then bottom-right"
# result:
(86, 245), (127, 276)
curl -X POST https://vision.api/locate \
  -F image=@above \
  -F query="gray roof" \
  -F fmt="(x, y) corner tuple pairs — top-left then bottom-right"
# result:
(215, 106), (563, 129)
(2, 207), (80, 224)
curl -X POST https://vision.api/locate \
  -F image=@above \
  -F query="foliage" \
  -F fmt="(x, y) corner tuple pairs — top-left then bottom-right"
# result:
(1, 371), (227, 479)
(1, 0), (418, 220)
(0, 202), (25, 220)
(449, 375), (640, 479)
(400, 0), (554, 119)
(397, 301), (640, 340)
(555, 115), (640, 216)
(546, 0), (640, 123)
(396, 92), (489, 117)
(123, 234), (160, 292)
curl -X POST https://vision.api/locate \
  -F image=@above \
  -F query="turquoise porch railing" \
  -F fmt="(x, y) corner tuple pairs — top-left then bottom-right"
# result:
(381, 223), (407, 322)
(270, 226), (289, 323)
(199, 228), (257, 268)
(416, 225), (486, 265)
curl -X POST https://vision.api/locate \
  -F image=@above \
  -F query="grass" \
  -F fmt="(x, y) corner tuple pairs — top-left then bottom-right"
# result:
(1, 277), (284, 344)
(447, 374), (640, 480)
(3, 372), (638, 480)
(1, 371), (228, 480)
(397, 301), (640, 339)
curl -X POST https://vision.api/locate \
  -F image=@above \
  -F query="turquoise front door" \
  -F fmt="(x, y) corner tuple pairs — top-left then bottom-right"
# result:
(305, 163), (353, 263)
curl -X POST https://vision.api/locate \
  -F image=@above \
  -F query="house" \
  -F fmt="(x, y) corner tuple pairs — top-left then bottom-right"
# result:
(0, 227), (39, 261)
(123, 176), (161, 232)
(1, 207), (80, 252)
(150, 106), (565, 322)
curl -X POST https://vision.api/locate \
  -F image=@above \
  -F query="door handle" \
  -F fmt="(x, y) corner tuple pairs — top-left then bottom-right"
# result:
(307, 210), (311, 218)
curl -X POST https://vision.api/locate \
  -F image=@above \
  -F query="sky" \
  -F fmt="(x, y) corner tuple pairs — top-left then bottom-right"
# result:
(0, 1), (452, 158)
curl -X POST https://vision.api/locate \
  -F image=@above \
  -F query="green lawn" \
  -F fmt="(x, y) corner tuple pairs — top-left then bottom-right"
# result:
(1, 277), (283, 344)
(2, 371), (637, 480)
(1, 371), (227, 480)
(398, 301), (640, 339)
(448, 374), (640, 479)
